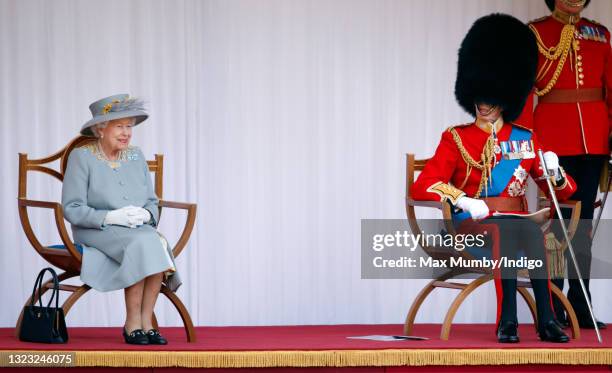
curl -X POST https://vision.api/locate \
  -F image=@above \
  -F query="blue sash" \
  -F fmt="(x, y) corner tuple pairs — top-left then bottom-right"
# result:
(452, 126), (532, 224)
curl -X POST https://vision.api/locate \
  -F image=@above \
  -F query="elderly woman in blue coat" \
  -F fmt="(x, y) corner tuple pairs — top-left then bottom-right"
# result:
(62, 94), (180, 345)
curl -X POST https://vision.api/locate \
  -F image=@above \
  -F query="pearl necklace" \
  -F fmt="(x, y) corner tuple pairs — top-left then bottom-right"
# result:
(96, 141), (125, 169)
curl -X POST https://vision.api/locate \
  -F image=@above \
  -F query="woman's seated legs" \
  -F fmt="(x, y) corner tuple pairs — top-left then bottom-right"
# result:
(124, 271), (164, 332)
(141, 272), (163, 331)
(124, 279), (145, 333)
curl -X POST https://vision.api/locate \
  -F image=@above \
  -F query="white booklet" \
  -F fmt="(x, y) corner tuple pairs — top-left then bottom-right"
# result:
(492, 207), (551, 225)
(347, 335), (428, 341)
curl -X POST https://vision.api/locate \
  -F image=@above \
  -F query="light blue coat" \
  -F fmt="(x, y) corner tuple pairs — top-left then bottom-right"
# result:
(61, 143), (181, 292)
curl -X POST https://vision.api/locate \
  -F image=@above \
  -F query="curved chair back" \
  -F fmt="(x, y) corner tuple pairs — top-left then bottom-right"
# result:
(405, 154), (469, 263)
(17, 136), (164, 272)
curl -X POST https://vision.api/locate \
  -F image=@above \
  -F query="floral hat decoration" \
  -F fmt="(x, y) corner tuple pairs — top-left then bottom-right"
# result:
(80, 94), (148, 136)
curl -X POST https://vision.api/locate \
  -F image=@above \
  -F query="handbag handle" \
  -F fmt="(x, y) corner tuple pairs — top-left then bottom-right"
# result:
(29, 267), (60, 310)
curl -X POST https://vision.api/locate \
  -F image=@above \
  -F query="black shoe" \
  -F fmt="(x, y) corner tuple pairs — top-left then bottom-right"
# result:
(497, 320), (519, 343)
(146, 329), (168, 345)
(539, 320), (569, 343)
(578, 318), (607, 330)
(123, 328), (149, 345)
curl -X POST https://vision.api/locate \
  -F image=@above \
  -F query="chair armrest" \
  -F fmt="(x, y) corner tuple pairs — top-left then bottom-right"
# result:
(406, 198), (447, 210)
(539, 198), (581, 211)
(158, 199), (197, 258)
(159, 200), (196, 210)
(405, 197), (456, 243)
(558, 199), (581, 210)
(17, 198), (82, 262)
(406, 198), (453, 221)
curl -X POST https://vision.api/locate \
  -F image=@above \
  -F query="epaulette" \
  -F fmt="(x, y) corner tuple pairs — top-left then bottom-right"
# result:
(511, 122), (533, 132)
(528, 15), (549, 25)
(446, 123), (471, 131)
(582, 17), (608, 31)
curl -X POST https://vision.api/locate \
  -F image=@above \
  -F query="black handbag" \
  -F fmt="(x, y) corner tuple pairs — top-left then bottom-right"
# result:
(19, 267), (68, 343)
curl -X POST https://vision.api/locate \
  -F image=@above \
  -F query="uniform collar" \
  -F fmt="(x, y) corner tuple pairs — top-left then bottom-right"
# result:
(552, 8), (581, 25)
(475, 116), (504, 134)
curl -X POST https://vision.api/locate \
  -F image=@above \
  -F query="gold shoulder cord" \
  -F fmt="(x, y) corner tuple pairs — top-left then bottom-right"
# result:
(448, 127), (495, 198)
(529, 23), (577, 96)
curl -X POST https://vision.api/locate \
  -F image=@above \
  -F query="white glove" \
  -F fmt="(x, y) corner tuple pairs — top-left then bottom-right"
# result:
(103, 206), (150, 228)
(543, 151), (559, 174)
(543, 151), (564, 182)
(124, 206), (152, 225)
(104, 208), (137, 228)
(455, 196), (490, 220)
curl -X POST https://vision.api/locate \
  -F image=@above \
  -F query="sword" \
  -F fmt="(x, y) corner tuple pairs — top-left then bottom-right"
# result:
(538, 149), (602, 343)
(592, 158), (612, 239)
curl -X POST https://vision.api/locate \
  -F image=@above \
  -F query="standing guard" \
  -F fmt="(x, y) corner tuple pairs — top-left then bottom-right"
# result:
(521, 0), (611, 329)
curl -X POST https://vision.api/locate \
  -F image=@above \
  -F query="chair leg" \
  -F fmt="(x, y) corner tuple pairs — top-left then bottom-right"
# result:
(440, 274), (493, 340)
(516, 287), (538, 332)
(404, 272), (455, 335)
(15, 272), (76, 337)
(152, 312), (159, 329)
(550, 283), (580, 340)
(160, 285), (196, 342)
(404, 279), (437, 336)
(61, 285), (91, 315)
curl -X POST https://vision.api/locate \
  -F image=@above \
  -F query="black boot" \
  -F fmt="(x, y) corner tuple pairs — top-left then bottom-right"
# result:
(529, 278), (569, 342)
(577, 318), (607, 330)
(497, 320), (519, 343)
(567, 278), (607, 329)
(497, 278), (519, 343)
(539, 320), (569, 343)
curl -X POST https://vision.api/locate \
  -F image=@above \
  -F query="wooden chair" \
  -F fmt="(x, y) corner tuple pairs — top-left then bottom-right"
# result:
(403, 153), (581, 340)
(16, 136), (198, 342)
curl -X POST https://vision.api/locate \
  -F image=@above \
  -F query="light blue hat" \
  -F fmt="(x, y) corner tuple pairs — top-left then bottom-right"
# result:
(81, 94), (148, 136)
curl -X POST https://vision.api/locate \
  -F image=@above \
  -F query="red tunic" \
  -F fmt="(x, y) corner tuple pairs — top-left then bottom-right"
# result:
(410, 122), (576, 211)
(519, 16), (612, 156)
(411, 122), (578, 327)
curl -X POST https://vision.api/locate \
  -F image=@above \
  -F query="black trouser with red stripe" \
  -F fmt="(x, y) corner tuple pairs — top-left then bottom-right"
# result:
(553, 155), (607, 323)
(482, 216), (554, 329)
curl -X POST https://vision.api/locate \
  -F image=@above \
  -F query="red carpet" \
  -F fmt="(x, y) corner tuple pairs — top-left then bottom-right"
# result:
(1, 323), (608, 350)
(1, 324), (611, 370)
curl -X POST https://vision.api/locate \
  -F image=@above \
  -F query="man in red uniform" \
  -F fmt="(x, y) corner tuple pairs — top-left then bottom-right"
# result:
(522, 0), (611, 329)
(411, 13), (576, 343)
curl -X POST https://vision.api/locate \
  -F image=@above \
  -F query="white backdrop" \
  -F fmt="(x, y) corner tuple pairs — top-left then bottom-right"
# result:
(1, 0), (611, 328)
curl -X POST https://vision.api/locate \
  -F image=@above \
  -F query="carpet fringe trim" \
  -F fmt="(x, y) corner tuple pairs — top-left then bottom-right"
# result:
(4, 348), (612, 368)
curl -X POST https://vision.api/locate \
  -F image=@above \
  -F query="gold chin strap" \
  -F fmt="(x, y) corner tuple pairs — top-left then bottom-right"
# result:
(552, 7), (581, 25)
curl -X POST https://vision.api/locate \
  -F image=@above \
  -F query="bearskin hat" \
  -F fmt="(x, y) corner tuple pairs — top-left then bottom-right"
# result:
(545, 0), (590, 12)
(454, 13), (537, 122)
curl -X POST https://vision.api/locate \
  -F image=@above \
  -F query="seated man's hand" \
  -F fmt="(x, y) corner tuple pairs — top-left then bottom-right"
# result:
(455, 196), (489, 220)
(543, 150), (559, 170)
(543, 151), (566, 185)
